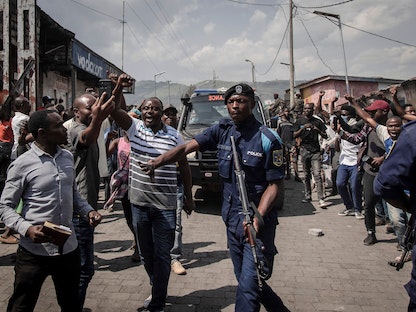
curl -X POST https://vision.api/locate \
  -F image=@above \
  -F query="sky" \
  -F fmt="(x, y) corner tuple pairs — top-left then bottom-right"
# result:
(37, 0), (416, 86)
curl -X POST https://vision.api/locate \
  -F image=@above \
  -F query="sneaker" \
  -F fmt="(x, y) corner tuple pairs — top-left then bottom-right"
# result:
(363, 232), (377, 245)
(171, 259), (186, 275)
(301, 197), (311, 203)
(319, 199), (330, 209)
(338, 209), (353, 216)
(355, 211), (365, 219)
(143, 294), (152, 309)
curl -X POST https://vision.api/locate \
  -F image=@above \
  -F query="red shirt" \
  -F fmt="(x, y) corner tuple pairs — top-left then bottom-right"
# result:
(0, 119), (13, 143)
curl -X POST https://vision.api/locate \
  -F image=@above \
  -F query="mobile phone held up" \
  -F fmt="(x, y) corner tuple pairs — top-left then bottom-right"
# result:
(362, 155), (374, 165)
(98, 79), (113, 102)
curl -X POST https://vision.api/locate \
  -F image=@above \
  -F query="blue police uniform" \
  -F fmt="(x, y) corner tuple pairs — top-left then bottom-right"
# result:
(195, 114), (288, 312)
(374, 120), (416, 310)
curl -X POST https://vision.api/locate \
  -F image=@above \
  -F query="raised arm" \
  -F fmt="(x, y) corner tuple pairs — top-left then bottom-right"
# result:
(78, 93), (115, 146)
(110, 74), (135, 131)
(345, 95), (378, 129)
(315, 90), (329, 119)
(390, 86), (416, 122)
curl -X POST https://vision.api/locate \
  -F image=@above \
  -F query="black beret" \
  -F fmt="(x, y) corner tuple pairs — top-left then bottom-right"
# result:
(224, 83), (255, 105)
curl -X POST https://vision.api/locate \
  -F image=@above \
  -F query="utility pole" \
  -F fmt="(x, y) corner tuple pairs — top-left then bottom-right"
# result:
(289, 0), (295, 110)
(121, 0), (126, 70)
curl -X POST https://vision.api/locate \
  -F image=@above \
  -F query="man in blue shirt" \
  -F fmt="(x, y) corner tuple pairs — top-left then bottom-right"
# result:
(144, 83), (289, 312)
(374, 120), (416, 311)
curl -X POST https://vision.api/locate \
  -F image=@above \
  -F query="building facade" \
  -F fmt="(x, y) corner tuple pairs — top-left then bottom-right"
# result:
(0, 0), (134, 112)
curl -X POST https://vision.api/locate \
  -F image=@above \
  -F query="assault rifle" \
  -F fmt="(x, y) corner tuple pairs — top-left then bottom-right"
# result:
(230, 136), (269, 289)
(390, 213), (415, 271)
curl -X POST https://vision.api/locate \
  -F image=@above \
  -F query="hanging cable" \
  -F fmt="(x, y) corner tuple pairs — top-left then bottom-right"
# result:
(299, 18), (337, 74)
(295, 0), (354, 9)
(257, 18), (290, 76)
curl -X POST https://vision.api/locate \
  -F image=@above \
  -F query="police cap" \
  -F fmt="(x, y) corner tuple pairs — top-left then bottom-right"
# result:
(224, 83), (255, 105)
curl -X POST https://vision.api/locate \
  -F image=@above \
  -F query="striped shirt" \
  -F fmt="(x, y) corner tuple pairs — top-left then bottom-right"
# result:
(126, 118), (184, 210)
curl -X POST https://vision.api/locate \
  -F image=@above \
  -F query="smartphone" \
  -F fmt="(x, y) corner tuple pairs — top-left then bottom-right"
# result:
(332, 116), (338, 130)
(362, 155), (374, 165)
(98, 79), (113, 102)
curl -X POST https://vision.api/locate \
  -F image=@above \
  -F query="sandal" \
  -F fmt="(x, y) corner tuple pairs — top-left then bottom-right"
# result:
(395, 253), (412, 263)
(0, 235), (19, 244)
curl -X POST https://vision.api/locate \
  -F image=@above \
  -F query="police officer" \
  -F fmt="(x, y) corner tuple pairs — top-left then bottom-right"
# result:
(374, 120), (416, 311)
(143, 83), (289, 312)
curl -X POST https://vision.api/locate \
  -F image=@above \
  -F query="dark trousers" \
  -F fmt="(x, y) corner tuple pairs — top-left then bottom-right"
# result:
(227, 224), (289, 312)
(73, 216), (95, 309)
(7, 246), (81, 312)
(362, 171), (378, 233)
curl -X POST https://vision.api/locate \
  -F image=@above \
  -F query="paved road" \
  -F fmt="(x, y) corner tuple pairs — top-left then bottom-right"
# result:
(0, 177), (412, 312)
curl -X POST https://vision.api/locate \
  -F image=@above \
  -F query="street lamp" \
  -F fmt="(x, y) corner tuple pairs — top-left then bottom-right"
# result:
(313, 11), (350, 95)
(245, 59), (256, 89)
(167, 80), (171, 104)
(154, 71), (165, 96)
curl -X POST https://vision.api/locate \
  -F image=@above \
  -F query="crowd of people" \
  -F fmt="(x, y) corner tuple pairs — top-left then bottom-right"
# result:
(1, 76), (416, 311)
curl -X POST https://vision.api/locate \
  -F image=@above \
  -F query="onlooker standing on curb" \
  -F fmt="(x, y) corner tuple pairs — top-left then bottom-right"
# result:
(66, 92), (115, 310)
(292, 102), (330, 208)
(0, 109), (101, 312)
(110, 75), (194, 312)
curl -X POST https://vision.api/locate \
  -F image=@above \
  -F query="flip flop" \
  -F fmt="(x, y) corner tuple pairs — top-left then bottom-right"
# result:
(0, 235), (19, 244)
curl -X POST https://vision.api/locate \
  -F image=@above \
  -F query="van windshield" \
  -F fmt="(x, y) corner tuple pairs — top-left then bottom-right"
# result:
(188, 96), (264, 127)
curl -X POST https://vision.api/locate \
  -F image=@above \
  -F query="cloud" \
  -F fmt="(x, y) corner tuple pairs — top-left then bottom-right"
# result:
(203, 22), (216, 34)
(37, 0), (416, 84)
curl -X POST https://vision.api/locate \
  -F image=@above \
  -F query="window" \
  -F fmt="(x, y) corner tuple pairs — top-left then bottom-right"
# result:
(23, 10), (29, 50)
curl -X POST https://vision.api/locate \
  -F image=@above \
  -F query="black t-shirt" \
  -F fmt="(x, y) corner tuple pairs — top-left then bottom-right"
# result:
(292, 116), (327, 153)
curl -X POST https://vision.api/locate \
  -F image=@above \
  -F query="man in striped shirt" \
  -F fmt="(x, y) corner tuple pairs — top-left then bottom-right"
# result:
(111, 76), (194, 312)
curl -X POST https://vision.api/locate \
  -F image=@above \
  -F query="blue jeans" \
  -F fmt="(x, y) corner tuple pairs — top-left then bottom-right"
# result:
(336, 164), (362, 212)
(300, 148), (324, 200)
(131, 205), (175, 311)
(386, 202), (408, 248)
(171, 184), (184, 261)
(73, 216), (95, 309)
(227, 223), (288, 312)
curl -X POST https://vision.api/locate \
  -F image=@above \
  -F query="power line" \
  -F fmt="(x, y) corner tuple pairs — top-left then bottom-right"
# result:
(341, 22), (416, 48)
(124, 23), (159, 72)
(125, 2), (196, 76)
(257, 16), (290, 76)
(227, 0), (286, 7)
(307, 8), (416, 48)
(69, 0), (122, 22)
(295, 0), (354, 9)
(298, 17), (337, 74)
(154, 0), (196, 67)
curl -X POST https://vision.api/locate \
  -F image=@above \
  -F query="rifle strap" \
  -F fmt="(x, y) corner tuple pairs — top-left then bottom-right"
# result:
(251, 201), (264, 230)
